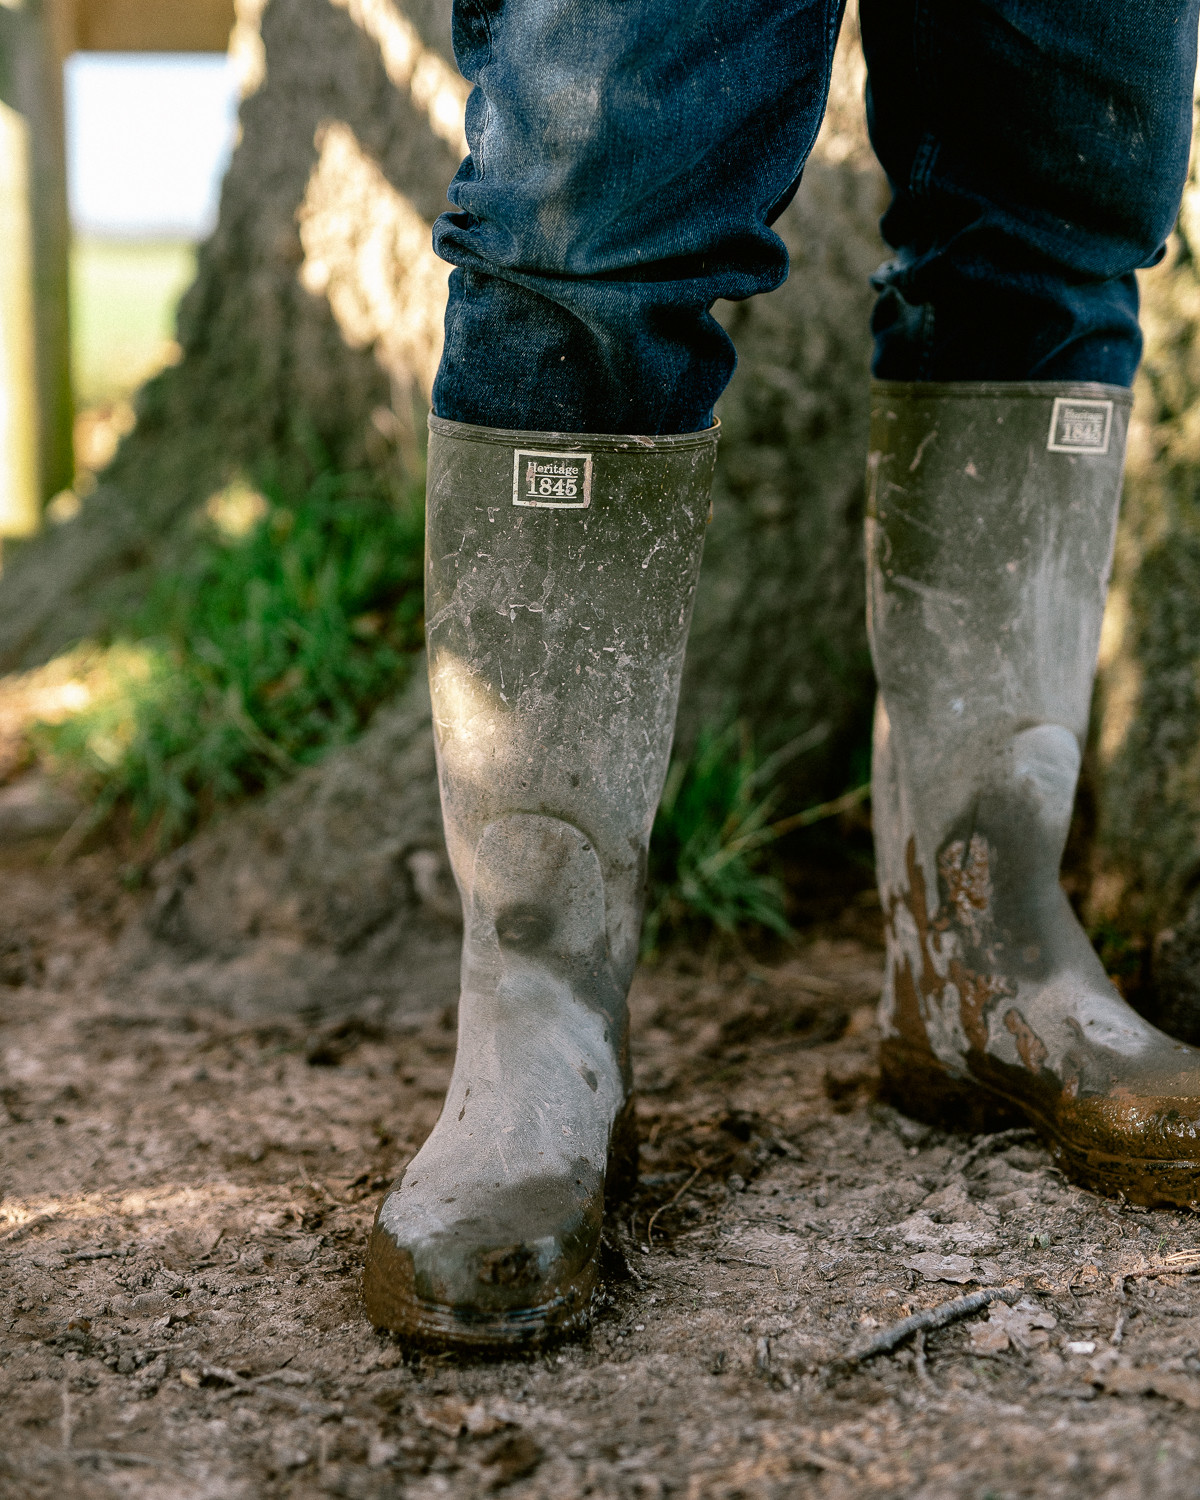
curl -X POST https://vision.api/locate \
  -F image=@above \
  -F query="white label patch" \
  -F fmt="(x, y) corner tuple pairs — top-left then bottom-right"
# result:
(512, 450), (593, 509)
(1047, 397), (1113, 455)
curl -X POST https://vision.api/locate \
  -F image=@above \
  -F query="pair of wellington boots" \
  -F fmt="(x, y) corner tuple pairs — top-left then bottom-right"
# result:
(363, 382), (1200, 1352)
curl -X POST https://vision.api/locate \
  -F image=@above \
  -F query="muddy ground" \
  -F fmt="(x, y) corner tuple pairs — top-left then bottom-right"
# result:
(4, 840), (1200, 1499)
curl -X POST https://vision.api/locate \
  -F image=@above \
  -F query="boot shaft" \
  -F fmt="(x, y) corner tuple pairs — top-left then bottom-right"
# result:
(361, 419), (718, 1346)
(867, 381), (1130, 892)
(425, 415), (717, 986)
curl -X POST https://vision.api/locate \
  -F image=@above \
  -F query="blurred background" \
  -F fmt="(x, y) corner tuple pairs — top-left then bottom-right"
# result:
(66, 48), (238, 482)
(67, 54), (242, 526)
(1, 0), (247, 532)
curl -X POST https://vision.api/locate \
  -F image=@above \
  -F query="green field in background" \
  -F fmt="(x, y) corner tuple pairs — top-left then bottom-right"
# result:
(71, 238), (197, 407)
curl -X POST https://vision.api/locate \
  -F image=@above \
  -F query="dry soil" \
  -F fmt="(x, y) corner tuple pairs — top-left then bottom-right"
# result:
(4, 841), (1200, 1499)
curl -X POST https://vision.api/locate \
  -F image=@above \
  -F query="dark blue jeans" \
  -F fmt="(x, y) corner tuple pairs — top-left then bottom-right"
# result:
(432, 0), (1199, 435)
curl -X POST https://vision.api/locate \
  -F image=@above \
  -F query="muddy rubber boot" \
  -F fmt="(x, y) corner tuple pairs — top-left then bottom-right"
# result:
(363, 416), (717, 1348)
(869, 381), (1200, 1208)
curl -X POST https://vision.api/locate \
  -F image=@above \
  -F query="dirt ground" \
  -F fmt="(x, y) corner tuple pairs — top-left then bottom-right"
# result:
(5, 840), (1200, 1500)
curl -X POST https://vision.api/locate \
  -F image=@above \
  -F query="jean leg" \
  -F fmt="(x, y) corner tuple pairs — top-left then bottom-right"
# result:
(432, 0), (845, 434)
(860, 0), (1200, 385)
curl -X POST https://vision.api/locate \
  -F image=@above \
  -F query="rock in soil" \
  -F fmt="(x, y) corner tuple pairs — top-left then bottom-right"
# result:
(3, 841), (1200, 1499)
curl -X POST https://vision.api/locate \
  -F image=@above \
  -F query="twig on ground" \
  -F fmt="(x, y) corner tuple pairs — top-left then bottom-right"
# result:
(0, 1212), (58, 1245)
(41, 1448), (160, 1468)
(1139, 1253), (1200, 1280)
(50, 804), (111, 866)
(715, 1255), (775, 1270)
(603, 1229), (647, 1286)
(1103, 1255), (1199, 1320)
(196, 1362), (340, 1417)
(953, 1128), (1038, 1176)
(913, 1328), (932, 1386)
(767, 782), (871, 837)
(795, 1447), (856, 1476)
(646, 1161), (706, 1247)
(834, 1286), (1022, 1372)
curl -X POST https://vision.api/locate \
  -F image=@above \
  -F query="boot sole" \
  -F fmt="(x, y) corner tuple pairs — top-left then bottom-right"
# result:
(879, 1041), (1200, 1209)
(363, 1096), (641, 1353)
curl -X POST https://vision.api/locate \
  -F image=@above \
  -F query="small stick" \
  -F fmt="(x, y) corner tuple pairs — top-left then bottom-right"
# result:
(953, 1128), (1038, 1175)
(0, 1212), (58, 1245)
(646, 1161), (706, 1247)
(603, 1229), (646, 1285)
(197, 1363), (339, 1417)
(794, 1447), (855, 1476)
(838, 1286), (1021, 1368)
(1136, 1255), (1200, 1281)
(715, 1255), (775, 1270)
(913, 1328), (932, 1386)
(766, 782), (871, 838)
(52, 1449), (161, 1468)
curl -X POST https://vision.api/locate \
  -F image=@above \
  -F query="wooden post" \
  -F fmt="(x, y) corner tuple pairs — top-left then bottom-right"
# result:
(31, 0), (74, 506)
(72, 0), (235, 53)
(0, 0), (74, 536)
(0, 0), (238, 543)
(0, 21), (41, 538)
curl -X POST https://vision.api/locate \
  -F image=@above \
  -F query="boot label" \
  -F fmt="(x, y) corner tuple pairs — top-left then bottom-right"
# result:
(1047, 397), (1113, 455)
(513, 450), (593, 508)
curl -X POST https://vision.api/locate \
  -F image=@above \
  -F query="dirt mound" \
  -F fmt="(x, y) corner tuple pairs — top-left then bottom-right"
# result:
(121, 667), (460, 1025)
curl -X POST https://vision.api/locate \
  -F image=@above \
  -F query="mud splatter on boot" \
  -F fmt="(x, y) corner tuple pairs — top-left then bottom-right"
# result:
(868, 382), (1200, 1208)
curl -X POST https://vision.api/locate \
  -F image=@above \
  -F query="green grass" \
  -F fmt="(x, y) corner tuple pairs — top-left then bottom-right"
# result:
(35, 462), (425, 848)
(642, 723), (794, 955)
(642, 722), (873, 954)
(71, 237), (196, 406)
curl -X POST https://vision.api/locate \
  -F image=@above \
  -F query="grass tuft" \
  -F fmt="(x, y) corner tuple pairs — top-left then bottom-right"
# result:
(35, 464), (425, 848)
(642, 723), (794, 956)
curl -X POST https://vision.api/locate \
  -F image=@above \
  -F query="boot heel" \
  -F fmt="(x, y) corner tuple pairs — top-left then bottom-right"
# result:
(605, 1096), (639, 1206)
(878, 1040), (1023, 1136)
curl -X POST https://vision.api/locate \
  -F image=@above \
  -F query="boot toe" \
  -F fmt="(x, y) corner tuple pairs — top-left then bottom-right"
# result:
(363, 1168), (603, 1349)
(1050, 1084), (1200, 1206)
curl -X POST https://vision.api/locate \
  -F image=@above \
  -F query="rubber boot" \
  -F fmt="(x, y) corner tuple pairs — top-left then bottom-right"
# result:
(869, 381), (1200, 1207)
(363, 415), (717, 1347)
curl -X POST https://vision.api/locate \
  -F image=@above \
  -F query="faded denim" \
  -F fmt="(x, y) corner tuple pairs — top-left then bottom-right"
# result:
(432, 0), (1200, 434)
